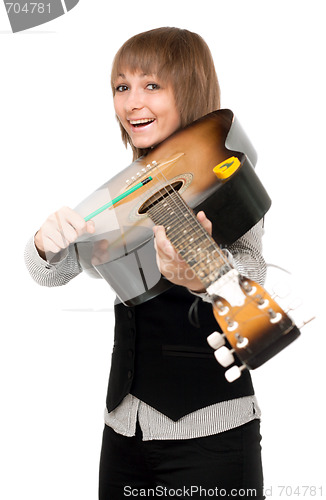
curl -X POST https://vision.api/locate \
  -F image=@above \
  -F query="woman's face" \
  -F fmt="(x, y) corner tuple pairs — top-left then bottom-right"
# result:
(113, 70), (181, 149)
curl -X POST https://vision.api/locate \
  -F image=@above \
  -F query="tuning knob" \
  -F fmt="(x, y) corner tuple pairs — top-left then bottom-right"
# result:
(225, 365), (243, 383)
(214, 346), (235, 367)
(207, 331), (225, 349)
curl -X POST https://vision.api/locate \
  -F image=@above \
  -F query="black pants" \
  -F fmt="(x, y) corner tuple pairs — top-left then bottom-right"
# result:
(99, 419), (264, 499)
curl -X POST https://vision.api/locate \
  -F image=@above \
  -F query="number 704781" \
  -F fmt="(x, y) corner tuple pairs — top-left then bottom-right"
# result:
(5, 3), (51, 14)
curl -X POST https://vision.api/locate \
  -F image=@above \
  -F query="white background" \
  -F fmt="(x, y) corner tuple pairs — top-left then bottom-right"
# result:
(0, 1), (324, 498)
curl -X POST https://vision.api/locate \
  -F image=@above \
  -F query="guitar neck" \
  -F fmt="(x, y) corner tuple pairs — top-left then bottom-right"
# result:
(147, 190), (231, 289)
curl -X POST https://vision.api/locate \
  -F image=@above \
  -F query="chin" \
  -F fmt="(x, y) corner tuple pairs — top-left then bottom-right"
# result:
(132, 139), (155, 150)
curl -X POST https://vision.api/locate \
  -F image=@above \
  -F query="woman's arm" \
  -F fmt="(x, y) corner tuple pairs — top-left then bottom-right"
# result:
(226, 219), (266, 286)
(24, 236), (82, 287)
(24, 206), (95, 287)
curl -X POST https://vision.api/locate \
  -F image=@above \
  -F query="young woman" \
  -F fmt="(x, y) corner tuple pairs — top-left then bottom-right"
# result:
(25, 28), (266, 499)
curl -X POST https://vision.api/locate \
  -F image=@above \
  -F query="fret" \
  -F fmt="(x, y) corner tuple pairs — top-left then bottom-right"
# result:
(150, 199), (203, 240)
(147, 189), (231, 289)
(170, 232), (209, 253)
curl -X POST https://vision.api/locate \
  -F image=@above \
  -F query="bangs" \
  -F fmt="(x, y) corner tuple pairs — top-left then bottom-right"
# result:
(111, 46), (161, 85)
(111, 28), (185, 92)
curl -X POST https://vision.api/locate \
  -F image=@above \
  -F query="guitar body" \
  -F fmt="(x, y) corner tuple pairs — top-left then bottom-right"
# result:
(75, 109), (271, 306)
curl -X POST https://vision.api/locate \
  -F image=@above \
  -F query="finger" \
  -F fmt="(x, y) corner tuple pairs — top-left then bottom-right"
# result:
(92, 239), (110, 258)
(43, 212), (77, 250)
(86, 220), (95, 234)
(91, 239), (110, 266)
(41, 234), (64, 254)
(58, 207), (93, 238)
(60, 217), (95, 243)
(196, 211), (212, 235)
(55, 213), (78, 246)
(153, 226), (175, 259)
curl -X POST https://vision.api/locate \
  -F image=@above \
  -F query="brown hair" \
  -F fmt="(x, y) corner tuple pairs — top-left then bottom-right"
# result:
(111, 27), (221, 160)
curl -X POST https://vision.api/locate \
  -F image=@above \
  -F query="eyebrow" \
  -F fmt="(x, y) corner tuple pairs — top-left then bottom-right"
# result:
(116, 72), (154, 79)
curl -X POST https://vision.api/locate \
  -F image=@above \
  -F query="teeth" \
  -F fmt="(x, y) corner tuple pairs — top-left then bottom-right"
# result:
(130, 119), (155, 125)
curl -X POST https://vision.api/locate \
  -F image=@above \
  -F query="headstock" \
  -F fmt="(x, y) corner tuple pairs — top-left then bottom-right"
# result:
(208, 278), (301, 382)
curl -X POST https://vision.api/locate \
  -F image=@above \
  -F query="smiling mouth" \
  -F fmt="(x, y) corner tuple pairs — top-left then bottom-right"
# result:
(129, 118), (155, 128)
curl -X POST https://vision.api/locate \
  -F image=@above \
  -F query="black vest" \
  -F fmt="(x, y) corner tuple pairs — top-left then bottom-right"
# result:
(106, 285), (254, 421)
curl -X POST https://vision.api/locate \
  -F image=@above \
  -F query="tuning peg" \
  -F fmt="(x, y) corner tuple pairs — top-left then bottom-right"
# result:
(268, 309), (282, 324)
(241, 280), (257, 296)
(207, 331), (225, 349)
(225, 365), (245, 383)
(235, 334), (249, 349)
(214, 346), (235, 367)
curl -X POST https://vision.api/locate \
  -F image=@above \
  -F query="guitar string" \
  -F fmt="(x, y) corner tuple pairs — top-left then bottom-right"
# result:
(146, 170), (228, 273)
(145, 163), (233, 285)
(150, 195), (211, 263)
(151, 194), (227, 277)
(148, 168), (232, 277)
(149, 165), (231, 267)
(150, 192), (219, 261)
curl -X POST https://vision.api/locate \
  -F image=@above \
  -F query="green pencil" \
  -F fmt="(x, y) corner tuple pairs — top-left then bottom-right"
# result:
(84, 176), (152, 222)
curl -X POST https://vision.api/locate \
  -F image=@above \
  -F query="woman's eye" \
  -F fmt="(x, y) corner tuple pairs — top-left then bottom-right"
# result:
(147, 83), (160, 90)
(115, 84), (128, 92)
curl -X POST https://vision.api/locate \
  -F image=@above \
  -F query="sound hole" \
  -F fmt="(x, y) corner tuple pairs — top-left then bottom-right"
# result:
(138, 181), (183, 214)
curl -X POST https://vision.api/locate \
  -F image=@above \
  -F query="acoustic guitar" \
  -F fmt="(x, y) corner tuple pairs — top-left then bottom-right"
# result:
(75, 109), (300, 381)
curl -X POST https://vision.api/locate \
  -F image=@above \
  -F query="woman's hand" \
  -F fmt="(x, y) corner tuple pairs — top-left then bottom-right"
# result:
(34, 206), (95, 261)
(153, 211), (212, 292)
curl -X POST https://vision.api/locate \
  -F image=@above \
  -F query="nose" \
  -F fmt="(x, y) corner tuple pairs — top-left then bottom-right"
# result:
(125, 88), (144, 112)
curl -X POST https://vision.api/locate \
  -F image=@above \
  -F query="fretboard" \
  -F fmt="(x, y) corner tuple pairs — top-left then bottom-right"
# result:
(147, 190), (231, 290)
